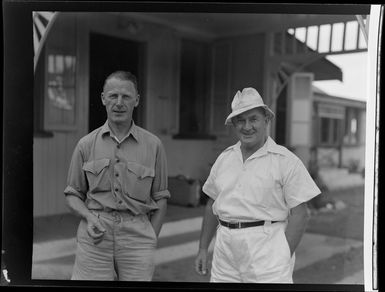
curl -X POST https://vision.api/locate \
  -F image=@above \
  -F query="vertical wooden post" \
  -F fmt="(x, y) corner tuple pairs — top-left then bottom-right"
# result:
(342, 21), (347, 50)
(329, 24), (334, 53)
(316, 25), (320, 53)
(292, 28), (297, 54)
(281, 31), (286, 55)
(304, 26), (308, 53)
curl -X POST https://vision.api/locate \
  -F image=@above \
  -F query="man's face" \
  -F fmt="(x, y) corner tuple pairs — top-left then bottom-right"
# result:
(101, 78), (139, 126)
(232, 107), (269, 150)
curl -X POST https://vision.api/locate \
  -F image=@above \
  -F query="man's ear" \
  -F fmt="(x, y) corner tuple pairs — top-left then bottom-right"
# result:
(264, 113), (271, 124)
(134, 94), (140, 107)
(101, 93), (106, 106)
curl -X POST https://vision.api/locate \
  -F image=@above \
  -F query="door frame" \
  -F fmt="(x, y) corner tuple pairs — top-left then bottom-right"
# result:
(87, 32), (147, 132)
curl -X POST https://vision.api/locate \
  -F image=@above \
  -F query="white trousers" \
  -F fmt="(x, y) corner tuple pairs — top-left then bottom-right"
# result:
(210, 221), (295, 283)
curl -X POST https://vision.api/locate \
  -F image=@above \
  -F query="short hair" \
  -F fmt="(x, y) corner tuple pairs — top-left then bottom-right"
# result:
(103, 71), (139, 93)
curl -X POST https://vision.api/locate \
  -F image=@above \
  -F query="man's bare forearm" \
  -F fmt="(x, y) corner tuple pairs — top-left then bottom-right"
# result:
(65, 194), (94, 221)
(285, 202), (310, 255)
(199, 198), (218, 250)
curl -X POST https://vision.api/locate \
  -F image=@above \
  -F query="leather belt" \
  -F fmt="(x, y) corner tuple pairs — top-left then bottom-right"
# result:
(218, 219), (279, 229)
(91, 208), (137, 216)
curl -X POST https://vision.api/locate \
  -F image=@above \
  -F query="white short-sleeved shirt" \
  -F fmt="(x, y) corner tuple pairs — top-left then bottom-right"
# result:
(202, 137), (321, 222)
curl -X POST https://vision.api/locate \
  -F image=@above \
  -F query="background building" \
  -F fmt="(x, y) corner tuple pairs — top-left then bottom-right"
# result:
(32, 10), (369, 217)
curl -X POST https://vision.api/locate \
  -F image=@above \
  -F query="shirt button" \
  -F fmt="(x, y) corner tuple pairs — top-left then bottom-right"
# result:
(115, 188), (119, 192)
(116, 158), (120, 163)
(117, 144), (120, 149)
(115, 173), (119, 177)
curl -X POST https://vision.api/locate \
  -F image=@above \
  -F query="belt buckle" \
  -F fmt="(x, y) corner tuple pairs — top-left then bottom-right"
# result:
(236, 222), (242, 229)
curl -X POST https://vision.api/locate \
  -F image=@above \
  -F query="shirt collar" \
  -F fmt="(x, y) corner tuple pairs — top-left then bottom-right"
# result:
(231, 136), (286, 159)
(265, 136), (286, 155)
(101, 120), (139, 142)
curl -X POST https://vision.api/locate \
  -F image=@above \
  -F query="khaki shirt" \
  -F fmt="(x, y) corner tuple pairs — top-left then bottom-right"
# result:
(64, 121), (170, 215)
(202, 137), (320, 221)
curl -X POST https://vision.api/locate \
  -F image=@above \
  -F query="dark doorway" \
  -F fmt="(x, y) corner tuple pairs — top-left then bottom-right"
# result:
(89, 33), (144, 132)
(275, 86), (287, 146)
(178, 39), (210, 137)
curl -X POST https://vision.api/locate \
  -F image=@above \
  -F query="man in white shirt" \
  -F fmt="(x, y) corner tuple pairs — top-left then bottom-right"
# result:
(194, 87), (321, 283)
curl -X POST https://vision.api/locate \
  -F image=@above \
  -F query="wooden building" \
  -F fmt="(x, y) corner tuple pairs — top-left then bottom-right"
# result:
(312, 86), (366, 171)
(32, 10), (369, 217)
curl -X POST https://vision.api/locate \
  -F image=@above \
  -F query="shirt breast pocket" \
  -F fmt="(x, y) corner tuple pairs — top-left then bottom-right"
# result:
(124, 162), (155, 203)
(250, 173), (277, 208)
(82, 158), (111, 192)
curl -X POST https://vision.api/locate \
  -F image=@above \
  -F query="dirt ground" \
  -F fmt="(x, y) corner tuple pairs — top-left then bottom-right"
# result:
(295, 186), (365, 284)
(32, 185), (366, 285)
(306, 186), (365, 241)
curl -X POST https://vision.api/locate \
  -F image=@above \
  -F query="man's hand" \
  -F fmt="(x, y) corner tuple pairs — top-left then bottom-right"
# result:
(194, 198), (217, 276)
(65, 195), (106, 244)
(195, 249), (208, 275)
(86, 213), (106, 244)
(149, 198), (167, 238)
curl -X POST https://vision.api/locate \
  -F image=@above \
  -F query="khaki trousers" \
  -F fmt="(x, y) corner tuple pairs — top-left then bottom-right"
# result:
(71, 210), (157, 281)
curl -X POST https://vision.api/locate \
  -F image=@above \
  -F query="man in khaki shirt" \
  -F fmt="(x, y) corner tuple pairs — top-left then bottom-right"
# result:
(64, 71), (170, 281)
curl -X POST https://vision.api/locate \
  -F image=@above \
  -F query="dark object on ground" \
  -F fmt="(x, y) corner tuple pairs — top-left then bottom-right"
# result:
(168, 175), (201, 207)
(308, 192), (335, 210)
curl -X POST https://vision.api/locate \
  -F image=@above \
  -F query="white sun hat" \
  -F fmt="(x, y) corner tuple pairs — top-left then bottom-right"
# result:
(224, 87), (275, 125)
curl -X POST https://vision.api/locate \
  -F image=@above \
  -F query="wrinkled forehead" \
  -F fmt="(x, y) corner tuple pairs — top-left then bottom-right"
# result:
(234, 107), (266, 120)
(103, 77), (137, 94)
